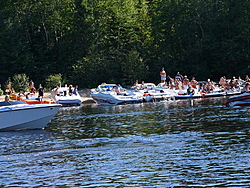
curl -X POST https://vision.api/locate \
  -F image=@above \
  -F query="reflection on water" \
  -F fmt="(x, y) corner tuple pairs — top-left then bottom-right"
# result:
(1, 97), (250, 187)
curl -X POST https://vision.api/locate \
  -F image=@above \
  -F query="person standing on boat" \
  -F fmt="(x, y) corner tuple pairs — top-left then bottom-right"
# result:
(54, 87), (60, 96)
(219, 76), (227, 88)
(10, 87), (15, 95)
(38, 84), (44, 100)
(29, 80), (35, 93)
(182, 75), (190, 90)
(5, 82), (11, 95)
(169, 77), (175, 89)
(190, 77), (198, 89)
(245, 75), (250, 82)
(243, 83), (250, 92)
(175, 72), (183, 81)
(160, 67), (166, 83)
(72, 85), (79, 95)
(175, 79), (182, 90)
(166, 75), (171, 87)
(237, 76), (244, 86)
(206, 79), (215, 93)
(69, 85), (73, 96)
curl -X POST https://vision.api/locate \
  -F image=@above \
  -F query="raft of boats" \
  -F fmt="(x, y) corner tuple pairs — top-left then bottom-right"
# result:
(1, 79), (249, 131)
(91, 82), (243, 106)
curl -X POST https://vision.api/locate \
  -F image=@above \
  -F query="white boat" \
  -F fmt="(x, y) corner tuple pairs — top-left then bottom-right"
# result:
(51, 85), (82, 106)
(132, 83), (176, 102)
(0, 101), (61, 131)
(141, 88), (176, 102)
(225, 92), (250, 107)
(91, 83), (143, 105)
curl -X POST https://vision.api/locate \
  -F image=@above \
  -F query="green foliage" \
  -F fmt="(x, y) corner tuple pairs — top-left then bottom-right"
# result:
(121, 50), (148, 85)
(11, 74), (30, 92)
(1, 0), (250, 88)
(0, 85), (3, 96)
(45, 74), (63, 90)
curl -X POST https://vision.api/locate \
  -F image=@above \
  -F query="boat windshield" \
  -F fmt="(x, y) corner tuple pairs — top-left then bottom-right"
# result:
(0, 101), (26, 107)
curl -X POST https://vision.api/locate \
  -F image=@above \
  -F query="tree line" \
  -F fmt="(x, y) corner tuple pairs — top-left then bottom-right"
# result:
(1, 0), (250, 90)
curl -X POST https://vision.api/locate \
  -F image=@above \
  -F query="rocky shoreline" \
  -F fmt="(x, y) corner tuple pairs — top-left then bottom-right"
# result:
(0, 89), (95, 104)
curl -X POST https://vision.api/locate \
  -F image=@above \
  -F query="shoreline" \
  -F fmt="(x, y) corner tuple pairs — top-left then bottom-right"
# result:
(0, 89), (95, 104)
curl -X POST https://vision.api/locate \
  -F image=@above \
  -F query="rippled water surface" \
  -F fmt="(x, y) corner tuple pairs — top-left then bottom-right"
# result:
(1, 97), (250, 187)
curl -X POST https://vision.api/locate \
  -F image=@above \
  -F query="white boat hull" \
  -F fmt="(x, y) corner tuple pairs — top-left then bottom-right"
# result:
(0, 103), (61, 131)
(54, 96), (82, 105)
(142, 92), (176, 102)
(91, 93), (143, 105)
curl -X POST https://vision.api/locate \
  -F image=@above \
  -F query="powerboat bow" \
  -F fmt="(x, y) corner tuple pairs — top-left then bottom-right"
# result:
(132, 83), (176, 102)
(91, 83), (143, 105)
(225, 92), (250, 107)
(0, 101), (61, 131)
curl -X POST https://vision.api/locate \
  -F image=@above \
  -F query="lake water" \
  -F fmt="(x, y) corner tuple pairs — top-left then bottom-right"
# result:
(1, 97), (250, 187)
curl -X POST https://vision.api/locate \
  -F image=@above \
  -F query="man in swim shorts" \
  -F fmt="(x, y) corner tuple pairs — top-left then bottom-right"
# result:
(160, 67), (166, 83)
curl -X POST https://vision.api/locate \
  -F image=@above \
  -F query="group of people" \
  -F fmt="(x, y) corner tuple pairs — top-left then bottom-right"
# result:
(4, 80), (44, 101)
(131, 80), (147, 90)
(3, 79), (80, 102)
(159, 67), (250, 94)
(160, 68), (199, 90)
(29, 80), (44, 98)
(53, 85), (79, 96)
(160, 68), (203, 92)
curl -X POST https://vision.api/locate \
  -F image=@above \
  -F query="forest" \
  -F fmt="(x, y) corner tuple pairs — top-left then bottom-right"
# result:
(1, 0), (250, 89)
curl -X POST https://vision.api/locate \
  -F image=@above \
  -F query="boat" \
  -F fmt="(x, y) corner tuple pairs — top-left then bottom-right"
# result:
(131, 83), (176, 102)
(141, 88), (176, 102)
(51, 85), (82, 106)
(91, 83), (143, 105)
(225, 92), (250, 107)
(0, 101), (61, 131)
